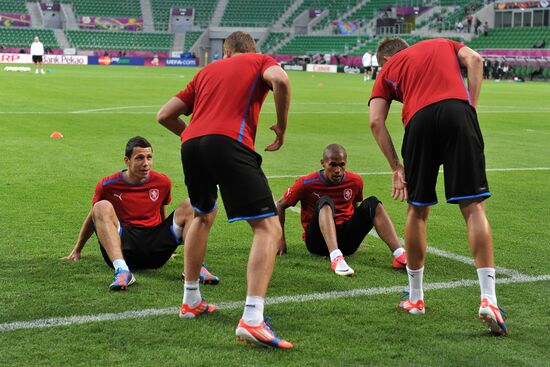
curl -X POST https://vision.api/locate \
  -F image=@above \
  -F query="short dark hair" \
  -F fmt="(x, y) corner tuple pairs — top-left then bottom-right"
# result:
(125, 136), (152, 159)
(224, 31), (256, 54)
(376, 37), (409, 67)
(323, 144), (347, 161)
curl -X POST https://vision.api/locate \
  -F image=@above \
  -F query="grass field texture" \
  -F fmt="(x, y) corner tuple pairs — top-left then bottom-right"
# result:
(0, 65), (549, 366)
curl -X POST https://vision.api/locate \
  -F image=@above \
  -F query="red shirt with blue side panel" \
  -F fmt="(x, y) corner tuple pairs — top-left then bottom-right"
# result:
(369, 38), (469, 127)
(284, 170), (364, 237)
(176, 53), (280, 151)
(92, 170), (171, 228)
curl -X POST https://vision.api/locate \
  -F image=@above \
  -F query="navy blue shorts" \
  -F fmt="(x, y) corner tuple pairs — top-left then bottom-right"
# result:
(305, 196), (380, 256)
(402, 99), (490, 206)
(181, 135), (276, 222)
(98, 212), (181, 270)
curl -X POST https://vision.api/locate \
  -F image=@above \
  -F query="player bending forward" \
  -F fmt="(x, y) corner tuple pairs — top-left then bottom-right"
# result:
(277, 144), (406, 276)
(369, 37), (507, 335)
(63, 136), (219, 290)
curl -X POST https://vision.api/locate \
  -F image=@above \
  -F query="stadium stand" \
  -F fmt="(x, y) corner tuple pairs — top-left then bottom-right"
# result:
(220, 0), (292, 27)
(275, 35), (370, 55)
(344, 0), (395, 25)
(0, 0), (546, 75)
(0, 28), (58, 48)
(261, 32), (290, 53)
(468, 27), (550, 50)
(256, 34), (455, 62)
(150, 0), (217, 31)
(60, 0), (142, 18)
(0, 0), (27, 14)
(66, 30), (173, 51)
(312, 0), (358, 31)
(284, 0), (358, 28)
(347, 34), (431, 56)
(417, 7), (450, 29)
(422, 1), (483, 31)
(183, 31), (203, 51)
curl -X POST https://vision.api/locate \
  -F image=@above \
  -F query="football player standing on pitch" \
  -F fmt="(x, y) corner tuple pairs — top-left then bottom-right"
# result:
(369, 37), (507, 335)
(157, 31), (292, 349)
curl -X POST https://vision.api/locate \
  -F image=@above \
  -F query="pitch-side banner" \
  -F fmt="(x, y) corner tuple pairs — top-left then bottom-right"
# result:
(165, 58), (196, 67)
(88, 56), (144, 66)
(0, 54), (88, 65)
(45, 55), (88, 65)
(306, 64), (337, 73)
(0, 54), (30, 64)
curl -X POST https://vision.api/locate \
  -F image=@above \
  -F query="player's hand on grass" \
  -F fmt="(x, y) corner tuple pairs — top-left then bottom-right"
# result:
(265, 124), (285, 151)
(277, 238), (286, 256)
(392, 167), (408, 202)
(61, 249), (81, 261)
(277, 239), (287, 256)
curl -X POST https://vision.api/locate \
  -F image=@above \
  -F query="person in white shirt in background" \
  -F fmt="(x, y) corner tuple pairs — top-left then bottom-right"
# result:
(30, 36), (45, 75)
(371, 53), (379, 80)
(362, 50), (372, 81)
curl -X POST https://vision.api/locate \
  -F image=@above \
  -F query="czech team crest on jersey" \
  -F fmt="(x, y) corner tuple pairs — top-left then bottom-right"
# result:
(149, 189), (160, 202)
(343, 188), (353, 201)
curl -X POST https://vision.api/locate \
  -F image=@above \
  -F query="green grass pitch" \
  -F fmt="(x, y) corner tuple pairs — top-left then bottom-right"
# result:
(0, 64), (549, 366)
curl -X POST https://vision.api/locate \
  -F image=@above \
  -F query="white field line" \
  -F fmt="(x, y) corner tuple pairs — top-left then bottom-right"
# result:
(2, 110), (550, 115)
(4, 102), (542, 112)
(367, 230), (527, 278)
(0, 206), (541, 332)
(4, 105), (550, 115)
(70, 105), (159, 113)
(266, 167), (550, 179)
(1, 274), (548, 332)
(287, 206), (527, 277)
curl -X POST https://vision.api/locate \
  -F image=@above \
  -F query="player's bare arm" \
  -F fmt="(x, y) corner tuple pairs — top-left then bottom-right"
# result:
(369, 97), (408, 202)
(457, 46), (483, 107)
(156, 97), (190, 136)
(61, 209), (94, 261)
(263, 65), (290, 151)
(275, 196), (291, 255)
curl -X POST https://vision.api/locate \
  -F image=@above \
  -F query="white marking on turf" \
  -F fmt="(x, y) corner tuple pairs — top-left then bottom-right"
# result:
(2, 109), (550, 115)
(286, 206), (526, 277)
(1, 274), (548, 332)
(266, 167), (550, 179)
(70, 105), (159, 113)
(367, 230), (527, 278)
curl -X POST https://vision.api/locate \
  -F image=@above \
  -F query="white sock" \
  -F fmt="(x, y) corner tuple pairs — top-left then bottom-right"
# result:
(242, 296), (264, 326)
(407, 266), (424, 303)
(477, 267), (497, 305)
(393, 248), (405, 258)
(183, 281), (201, 307)
(112, 259), (129, 271)
(172, 217), (184, 242)
(329, 249), (343, 262)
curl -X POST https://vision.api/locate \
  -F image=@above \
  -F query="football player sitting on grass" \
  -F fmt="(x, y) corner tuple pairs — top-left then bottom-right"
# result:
(276, 144), (407, 276)
(62, 136), (219, 290)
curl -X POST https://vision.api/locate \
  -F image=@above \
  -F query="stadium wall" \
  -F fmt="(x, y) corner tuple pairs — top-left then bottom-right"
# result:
(0, 53), (198, 67)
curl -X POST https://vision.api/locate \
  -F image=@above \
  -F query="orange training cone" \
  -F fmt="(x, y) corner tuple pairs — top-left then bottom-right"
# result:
(50, 131), (64, 139)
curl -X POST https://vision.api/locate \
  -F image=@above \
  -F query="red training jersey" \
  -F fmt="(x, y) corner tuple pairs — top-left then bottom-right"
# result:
(284, 170), (364, 237)
(176, 53), (280, 151)
(92, 170), (171, 228)
(369, 39), (470, 127)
